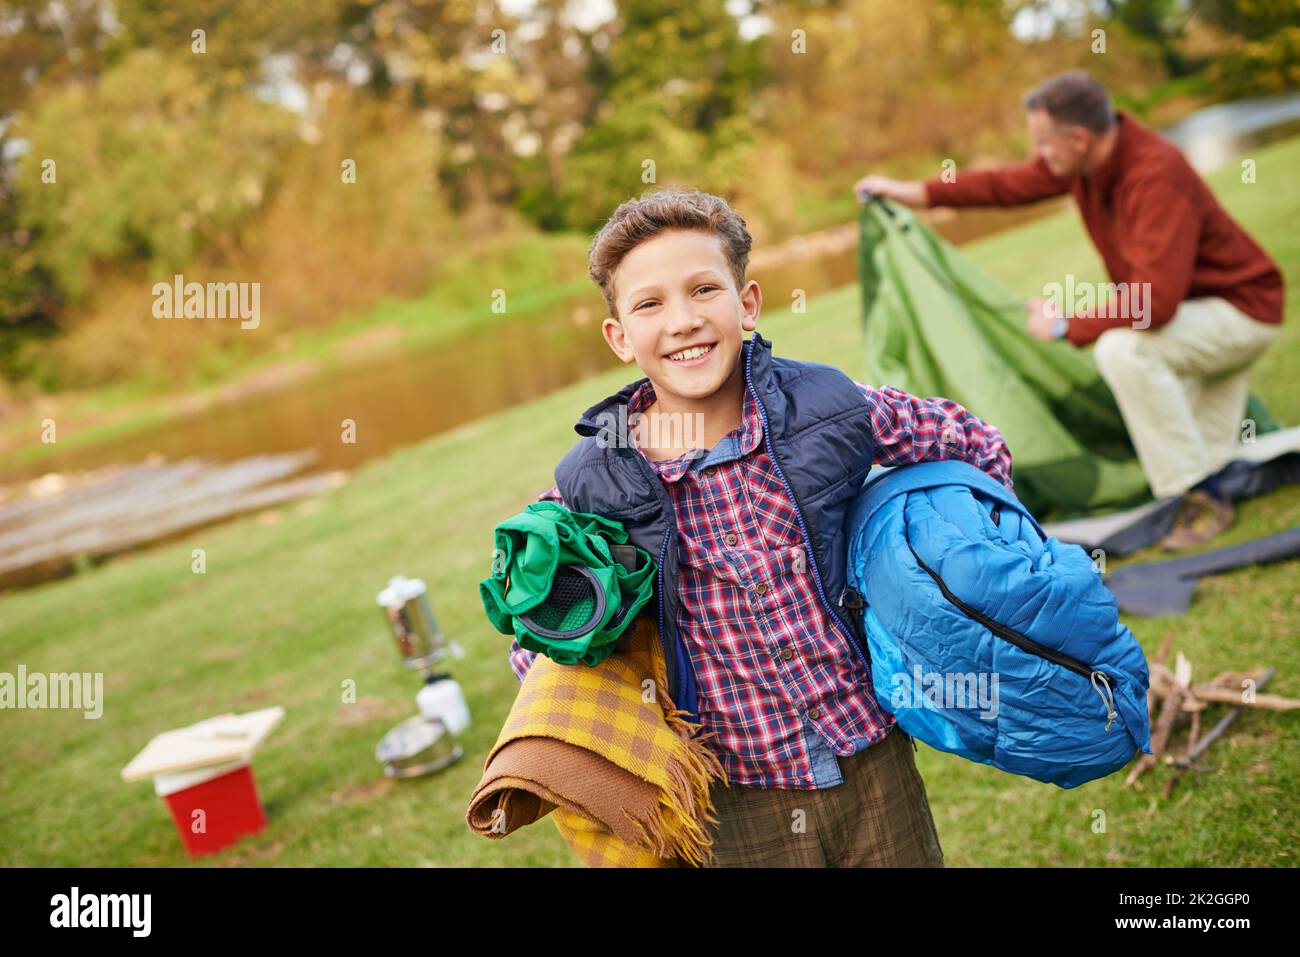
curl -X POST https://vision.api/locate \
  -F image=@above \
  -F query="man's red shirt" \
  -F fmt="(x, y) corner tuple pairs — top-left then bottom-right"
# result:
(923, 110), (1284, 346)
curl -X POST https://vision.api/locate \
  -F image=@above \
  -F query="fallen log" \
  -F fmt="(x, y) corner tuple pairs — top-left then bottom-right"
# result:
(0, 450), (342, 590)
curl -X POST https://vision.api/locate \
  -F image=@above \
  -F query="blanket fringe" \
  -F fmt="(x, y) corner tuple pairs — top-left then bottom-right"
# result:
(621, 668), (730, 866)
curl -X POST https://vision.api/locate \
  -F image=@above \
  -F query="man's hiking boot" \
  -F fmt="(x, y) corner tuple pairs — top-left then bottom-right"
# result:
(1158, 489), (1235, 552)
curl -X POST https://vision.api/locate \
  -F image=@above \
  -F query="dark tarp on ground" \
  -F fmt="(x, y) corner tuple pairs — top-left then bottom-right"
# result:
(1103, 526), (1300, 615)
(1043, 438), (1300, 556)
(856, 198), (1283, 522)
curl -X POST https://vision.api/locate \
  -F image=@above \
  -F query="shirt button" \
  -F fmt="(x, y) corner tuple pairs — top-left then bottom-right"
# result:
(780, 648), (794, 661)
(753, 582), (767, 595)
(724, 533), (738, 547)
(807, 706), (821, 720)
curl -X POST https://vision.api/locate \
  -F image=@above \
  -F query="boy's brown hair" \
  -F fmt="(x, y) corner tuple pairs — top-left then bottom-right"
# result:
(588, 188), (752, 322)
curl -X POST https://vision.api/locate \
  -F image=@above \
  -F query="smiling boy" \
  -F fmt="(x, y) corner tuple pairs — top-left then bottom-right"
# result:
(508, 189), (1015, 866)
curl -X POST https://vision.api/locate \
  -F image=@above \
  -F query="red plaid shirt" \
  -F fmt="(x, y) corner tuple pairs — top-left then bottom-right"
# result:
(508, 378), (1013, 788)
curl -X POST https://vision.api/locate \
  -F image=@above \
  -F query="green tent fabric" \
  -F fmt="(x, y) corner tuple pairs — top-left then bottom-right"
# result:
(479, 501), (656, 667)
(857, 198), (1281, 520)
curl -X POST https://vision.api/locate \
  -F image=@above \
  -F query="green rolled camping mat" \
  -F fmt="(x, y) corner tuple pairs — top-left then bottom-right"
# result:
(857, 198), (1281, 519)
(480, 501), (656, 667)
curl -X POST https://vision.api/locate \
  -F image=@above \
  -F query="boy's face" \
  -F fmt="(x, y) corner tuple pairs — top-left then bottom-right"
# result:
(601, 229), (760, 406)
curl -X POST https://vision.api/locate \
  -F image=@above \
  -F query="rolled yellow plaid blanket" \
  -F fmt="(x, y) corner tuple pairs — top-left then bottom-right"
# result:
(466, 614), (728, 866)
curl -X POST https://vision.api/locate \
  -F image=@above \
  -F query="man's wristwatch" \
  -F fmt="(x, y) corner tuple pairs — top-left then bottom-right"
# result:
(1051, 316), (1070, 341)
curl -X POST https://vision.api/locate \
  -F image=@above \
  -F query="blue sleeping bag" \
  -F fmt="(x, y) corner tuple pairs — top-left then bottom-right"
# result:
(845, 459), (1153, 789)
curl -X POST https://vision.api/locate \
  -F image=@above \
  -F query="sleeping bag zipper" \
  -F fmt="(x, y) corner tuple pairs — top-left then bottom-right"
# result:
(905, 542), (1120, 732)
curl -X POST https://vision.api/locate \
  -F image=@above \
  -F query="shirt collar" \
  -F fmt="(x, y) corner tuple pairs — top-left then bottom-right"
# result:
(629, 377), (764, 483)
(1084, 109), (1129, 200)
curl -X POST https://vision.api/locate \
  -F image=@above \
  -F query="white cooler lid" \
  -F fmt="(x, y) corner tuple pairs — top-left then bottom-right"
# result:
(153, 758), (250, 796)
(121, 706), (284, 782)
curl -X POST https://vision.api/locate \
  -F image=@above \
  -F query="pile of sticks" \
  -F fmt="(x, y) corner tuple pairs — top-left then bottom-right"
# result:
(1126, 632), (1299, 796)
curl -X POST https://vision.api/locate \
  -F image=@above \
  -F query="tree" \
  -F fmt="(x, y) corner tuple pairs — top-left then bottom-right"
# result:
(555, 0), (764, 230)
(1100, 0), (1192, 75)
(13, 49), (297, 305)
(1192, 0), (1300, 94)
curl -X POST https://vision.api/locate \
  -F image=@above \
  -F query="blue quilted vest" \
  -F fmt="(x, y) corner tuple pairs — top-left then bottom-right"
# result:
(555, 332), (877, 724)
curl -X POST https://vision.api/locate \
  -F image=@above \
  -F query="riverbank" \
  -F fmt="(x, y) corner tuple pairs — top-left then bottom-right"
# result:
(0, 94), (1257, 480)
(1, 133), (1296, 866)
(0, 230), (595, 473)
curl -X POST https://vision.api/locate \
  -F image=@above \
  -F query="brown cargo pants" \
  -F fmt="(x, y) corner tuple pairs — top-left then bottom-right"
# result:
(702, 725), (945, 867)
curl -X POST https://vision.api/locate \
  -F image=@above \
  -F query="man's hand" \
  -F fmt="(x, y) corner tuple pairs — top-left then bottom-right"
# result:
(1025, 297), (1062, 342)
(853, 174), (927, 207)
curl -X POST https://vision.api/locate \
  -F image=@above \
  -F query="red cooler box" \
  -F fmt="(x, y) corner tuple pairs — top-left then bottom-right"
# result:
(154, 759), (268, 857)
(122, 707), (284, 859)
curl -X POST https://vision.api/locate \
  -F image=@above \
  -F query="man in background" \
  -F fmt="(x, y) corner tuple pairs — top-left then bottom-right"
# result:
(854, 70), (1285, 550)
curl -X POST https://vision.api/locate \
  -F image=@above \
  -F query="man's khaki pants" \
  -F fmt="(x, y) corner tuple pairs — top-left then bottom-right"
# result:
(1092, 297), (1281, 500)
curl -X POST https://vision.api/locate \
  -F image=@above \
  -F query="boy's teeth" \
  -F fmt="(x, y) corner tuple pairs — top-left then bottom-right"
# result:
(669, 344), (713, 361)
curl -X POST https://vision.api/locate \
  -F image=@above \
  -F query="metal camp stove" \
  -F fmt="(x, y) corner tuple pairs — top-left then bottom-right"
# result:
(373, 576), (469, 778)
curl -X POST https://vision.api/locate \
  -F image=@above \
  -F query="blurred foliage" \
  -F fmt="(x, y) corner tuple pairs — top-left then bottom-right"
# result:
(0, 193), (58, 382)
(111, 0), (345, 85)
(27, 82), (455, 390)
(1209, 25), (1300, 94)
(14, 49), (297, 303)
(1195, 0), (1300, 95)
(0, 0), (112, 120)
(1101, 0), (1191, 74)
(0, 0), (1292, 391)
(556, 0), (764, 231)
(560, 92), (758, 232)
(1192, 0), (1300, 40)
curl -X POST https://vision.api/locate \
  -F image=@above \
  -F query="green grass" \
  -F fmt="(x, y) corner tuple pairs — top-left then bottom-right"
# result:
(1, 136), (1297, 867)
